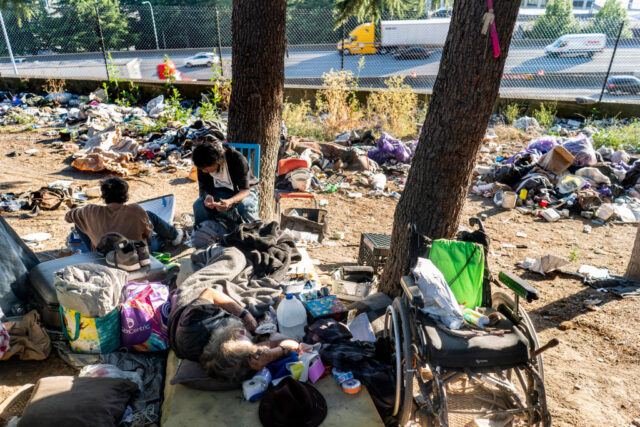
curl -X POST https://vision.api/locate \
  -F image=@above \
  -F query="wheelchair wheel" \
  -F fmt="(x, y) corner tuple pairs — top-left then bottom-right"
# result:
(493, 292), (551, 426)
(492, 292), (543, 377)
(384, 297), (414, 425)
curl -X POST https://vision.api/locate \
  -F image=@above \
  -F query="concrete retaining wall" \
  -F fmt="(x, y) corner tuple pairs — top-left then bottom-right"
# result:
(0, 75), (638, 118)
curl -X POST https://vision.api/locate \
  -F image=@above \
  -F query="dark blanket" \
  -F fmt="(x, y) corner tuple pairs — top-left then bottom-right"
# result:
(222, 221), (299, 281)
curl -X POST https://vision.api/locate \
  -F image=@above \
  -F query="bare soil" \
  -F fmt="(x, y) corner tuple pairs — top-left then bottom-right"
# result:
(1, 126), (639, 426)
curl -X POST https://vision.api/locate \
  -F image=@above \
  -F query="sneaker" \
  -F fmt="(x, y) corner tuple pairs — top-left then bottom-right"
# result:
(106, 241), (141, 271)
(170, 228), (185, 247)
(134, 241), (151, 267)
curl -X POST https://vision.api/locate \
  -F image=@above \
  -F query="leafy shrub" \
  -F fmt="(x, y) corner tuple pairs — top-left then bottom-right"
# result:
(533, 102), (557, 129)
(366, 75), (418, 138)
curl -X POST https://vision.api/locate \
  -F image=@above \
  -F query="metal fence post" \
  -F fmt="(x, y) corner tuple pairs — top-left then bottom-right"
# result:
(341, 24), (344, 71)
(598, 21), (624, 103)
(0, 11), (18, 75)
(215, 7), (224, 77)
(94, 5), (110, 80)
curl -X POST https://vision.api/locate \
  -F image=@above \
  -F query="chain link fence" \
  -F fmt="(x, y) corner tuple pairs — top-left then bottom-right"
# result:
(0, 4), (638, 102)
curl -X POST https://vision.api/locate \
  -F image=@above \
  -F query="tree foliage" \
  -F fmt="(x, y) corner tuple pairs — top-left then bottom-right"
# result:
(0, 0), (38, 24)
(335, 0), (423, 27)
(587, 0), (631, 39)
(530, 0), (580, 39)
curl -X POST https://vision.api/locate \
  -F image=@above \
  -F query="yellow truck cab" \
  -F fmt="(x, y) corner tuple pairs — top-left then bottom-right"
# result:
(337, 22), (376, 55)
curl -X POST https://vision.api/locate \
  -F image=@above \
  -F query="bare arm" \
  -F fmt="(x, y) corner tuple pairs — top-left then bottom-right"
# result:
(198, 288), (257, 331)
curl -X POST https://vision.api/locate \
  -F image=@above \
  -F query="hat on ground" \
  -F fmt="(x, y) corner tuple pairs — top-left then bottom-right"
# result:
(258, 376), (327, 427)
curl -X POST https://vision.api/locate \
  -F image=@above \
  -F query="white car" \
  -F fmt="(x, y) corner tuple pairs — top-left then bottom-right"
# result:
(183, 53), (218, 68)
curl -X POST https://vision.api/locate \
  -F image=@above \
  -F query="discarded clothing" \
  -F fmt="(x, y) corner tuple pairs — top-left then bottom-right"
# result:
(222, 221), (299, 281)
(520, 255), (569, 275)
(584, 275), (640, 298)
(0, 310), (51, 361)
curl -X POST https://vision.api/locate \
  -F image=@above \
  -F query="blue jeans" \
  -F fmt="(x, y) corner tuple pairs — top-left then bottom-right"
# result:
(193, 188), (259, 227)
(75, 210), (178, 251)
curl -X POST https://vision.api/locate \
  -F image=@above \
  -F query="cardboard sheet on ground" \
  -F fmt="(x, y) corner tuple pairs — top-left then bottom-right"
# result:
(161, 351), (383, 427)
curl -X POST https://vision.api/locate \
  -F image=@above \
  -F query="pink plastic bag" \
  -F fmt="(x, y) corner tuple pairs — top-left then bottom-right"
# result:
(120, 282), (170, 352)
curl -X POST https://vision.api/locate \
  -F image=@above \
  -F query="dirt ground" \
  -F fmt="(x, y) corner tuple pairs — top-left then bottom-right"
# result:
(1, 126), (639, 426)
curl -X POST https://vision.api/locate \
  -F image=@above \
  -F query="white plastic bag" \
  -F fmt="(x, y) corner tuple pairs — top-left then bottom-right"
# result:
(79, 363), (143, 391)
(412, 258), (463, 330)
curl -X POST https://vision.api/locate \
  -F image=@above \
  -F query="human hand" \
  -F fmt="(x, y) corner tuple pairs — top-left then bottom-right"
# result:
(215, 199), (233, 212)
(204, 194), (216, 209)
(248, 347), (277, 371)
(279, 339), (299, 352)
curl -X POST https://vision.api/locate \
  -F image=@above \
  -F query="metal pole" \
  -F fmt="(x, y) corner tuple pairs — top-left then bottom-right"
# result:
(341, 24), (344, 71)
(598, 21), (624, 103)
(215, 7), (224, 77)
(94, 5), (110, 80)
(142, 1), (159, 50)
(0, 11), (18, 75)
(162, 31), (166, 49)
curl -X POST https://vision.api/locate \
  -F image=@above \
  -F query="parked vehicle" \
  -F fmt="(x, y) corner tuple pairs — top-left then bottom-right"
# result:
(183, 52), (218, 68)
(432, 8), (452, 17)
(14, 58), (26, 63)
(394, 47), (432, 60)
(606, 75), (640, 95)
(544, 33), (606, 58)
(337, 19), (450, 55)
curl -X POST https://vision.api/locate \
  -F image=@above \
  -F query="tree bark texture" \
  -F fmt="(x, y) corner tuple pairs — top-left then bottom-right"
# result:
(379, 0), (521, 294)
(227, 0), (286, 221)
(626, 225), (640, 279)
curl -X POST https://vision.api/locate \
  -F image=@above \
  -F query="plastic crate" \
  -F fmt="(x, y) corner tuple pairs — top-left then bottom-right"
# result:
(357, 233), (391, 272)
(280, 208), (329, 242)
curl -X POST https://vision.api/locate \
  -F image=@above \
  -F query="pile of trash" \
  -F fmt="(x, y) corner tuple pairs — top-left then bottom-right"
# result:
(473, 129), (640, 225)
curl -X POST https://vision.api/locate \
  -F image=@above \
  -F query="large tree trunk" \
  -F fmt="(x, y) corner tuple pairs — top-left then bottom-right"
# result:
(227, 0), (286, 221)
(379, 0), (521, 294)
(626, 225), (640, 279)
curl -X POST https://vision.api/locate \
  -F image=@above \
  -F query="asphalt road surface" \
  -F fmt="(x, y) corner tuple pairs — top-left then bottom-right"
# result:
(2, 46), (639, 101)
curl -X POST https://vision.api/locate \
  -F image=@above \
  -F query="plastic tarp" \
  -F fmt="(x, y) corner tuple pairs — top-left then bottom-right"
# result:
(428, 240), (485, 310)
(0, 215), (39, 319)
(411, 258), (463, 329)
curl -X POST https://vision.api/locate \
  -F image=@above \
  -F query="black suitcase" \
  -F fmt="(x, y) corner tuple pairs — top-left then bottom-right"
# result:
(29, 252), (167, 329)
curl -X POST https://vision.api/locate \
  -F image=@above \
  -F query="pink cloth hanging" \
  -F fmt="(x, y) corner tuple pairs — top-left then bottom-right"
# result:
(485, 0), (501, 58)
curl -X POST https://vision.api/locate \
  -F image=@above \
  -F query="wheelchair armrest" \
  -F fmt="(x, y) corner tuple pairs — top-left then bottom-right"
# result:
(499, 271), (539, 303)
(401, 275), (424, 308)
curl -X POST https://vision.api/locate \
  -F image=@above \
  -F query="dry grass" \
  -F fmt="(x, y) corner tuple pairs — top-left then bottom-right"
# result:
(315, 70), (368, 139)
(42, 78), (66, 97)
(366, 76), (419, 139)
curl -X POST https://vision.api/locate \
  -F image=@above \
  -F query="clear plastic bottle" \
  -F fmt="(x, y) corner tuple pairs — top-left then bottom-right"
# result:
(276, 294), (307, 341)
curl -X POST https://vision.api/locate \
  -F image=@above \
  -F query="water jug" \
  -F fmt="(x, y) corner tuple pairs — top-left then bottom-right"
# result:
(276, 294), (307, 341)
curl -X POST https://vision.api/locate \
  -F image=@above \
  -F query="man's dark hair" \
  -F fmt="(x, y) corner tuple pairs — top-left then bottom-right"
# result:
(192, 142), (225, 168)
(101, 177), (129, 204)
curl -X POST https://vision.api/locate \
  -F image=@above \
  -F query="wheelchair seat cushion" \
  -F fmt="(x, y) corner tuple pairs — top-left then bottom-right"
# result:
(421, 308), (530, 369)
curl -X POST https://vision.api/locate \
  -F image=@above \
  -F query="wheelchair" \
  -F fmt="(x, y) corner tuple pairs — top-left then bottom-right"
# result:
(384, 218), (558, 426)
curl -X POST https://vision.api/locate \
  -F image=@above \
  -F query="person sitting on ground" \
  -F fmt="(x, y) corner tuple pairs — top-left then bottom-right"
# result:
(192, 142), (259, 227)
(65, 177), (184, 250)
(169, 287), (299, 384)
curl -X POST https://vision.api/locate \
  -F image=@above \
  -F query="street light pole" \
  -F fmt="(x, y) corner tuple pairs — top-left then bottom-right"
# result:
(142, 1), (159, 50)
(0, 11), (18, 75)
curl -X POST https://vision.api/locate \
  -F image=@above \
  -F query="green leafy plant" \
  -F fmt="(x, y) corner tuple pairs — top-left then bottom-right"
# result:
(533, 102), (557, 130)
(503, 103), (520, 125)
(282, 99), (326, 140)
(569, 247), (579, 263)
(530, 0), (580, 40)
(164, 88), (192, 123)
(591, 120), (640, 150)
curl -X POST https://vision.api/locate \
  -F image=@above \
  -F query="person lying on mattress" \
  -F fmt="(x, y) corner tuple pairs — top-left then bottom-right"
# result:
(65, 177), (184, 250)
(169, 287), (299, 384)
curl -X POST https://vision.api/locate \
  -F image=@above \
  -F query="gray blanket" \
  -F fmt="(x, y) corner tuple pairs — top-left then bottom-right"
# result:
(178, 246), (283, 317)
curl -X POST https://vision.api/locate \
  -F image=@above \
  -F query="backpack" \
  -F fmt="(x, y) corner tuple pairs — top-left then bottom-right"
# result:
(28, 187), (66, 210)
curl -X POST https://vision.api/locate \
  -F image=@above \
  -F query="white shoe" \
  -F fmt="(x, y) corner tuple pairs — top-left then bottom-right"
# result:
(170, 229), (184, 247)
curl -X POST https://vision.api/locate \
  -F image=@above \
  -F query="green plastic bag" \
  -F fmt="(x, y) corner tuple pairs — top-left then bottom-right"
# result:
(428, 240), (484, 309)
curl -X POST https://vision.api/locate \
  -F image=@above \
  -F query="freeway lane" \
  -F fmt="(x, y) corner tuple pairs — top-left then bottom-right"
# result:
(1, 47), (639, 100)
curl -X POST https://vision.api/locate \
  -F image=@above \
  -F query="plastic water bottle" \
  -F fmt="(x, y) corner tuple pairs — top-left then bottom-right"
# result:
(276, 294), (307, 341)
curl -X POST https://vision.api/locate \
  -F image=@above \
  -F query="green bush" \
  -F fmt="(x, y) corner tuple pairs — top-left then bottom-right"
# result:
(533, 102), (557, 129)
(591, 121), (640, 149)
(584, 0), (632, 39)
